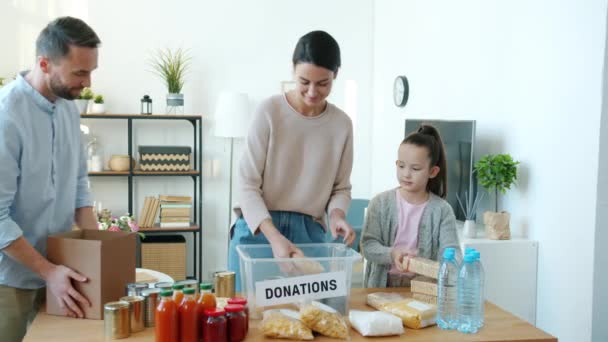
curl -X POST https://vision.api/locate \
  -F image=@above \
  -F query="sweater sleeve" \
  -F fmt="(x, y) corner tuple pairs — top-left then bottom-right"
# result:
(438, 203), (459, 256)
(327, 119), (353, 216)
(360, 194), (393, 265)
(237, 107), (272, 234)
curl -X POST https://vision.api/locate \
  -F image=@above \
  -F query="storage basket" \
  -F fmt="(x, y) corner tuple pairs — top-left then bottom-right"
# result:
(141, 235), (186, 281)
(138, 145), (191, 172)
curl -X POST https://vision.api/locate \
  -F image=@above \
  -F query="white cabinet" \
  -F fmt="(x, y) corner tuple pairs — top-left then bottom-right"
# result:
(456, 223), (538, 324)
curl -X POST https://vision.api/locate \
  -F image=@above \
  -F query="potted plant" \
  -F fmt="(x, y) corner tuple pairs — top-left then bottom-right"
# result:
(474, 154), (519, 239)
(89, 94), (105, 114)
(149, 48), (191, 114)
(75, 87), (94, 114)
(456, 191), (484, 238)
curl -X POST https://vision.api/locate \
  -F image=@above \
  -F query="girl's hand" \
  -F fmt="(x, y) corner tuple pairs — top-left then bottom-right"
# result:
(391, 247), (418, 272)
(329, 209), (356, 246)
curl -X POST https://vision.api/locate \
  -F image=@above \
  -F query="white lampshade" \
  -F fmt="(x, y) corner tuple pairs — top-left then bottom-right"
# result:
(214, 92), (250, 138)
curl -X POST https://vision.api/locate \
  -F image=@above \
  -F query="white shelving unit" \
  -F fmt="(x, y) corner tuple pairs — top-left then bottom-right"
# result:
(456, 222), (538, 324)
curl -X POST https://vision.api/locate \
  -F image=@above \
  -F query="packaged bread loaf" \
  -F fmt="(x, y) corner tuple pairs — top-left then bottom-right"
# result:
(261, 309), (314, 340)
(300, 301), (349, 339)
(366, 292), (437, 329)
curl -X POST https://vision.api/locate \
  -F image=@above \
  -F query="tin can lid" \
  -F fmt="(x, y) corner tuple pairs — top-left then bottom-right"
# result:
(119, 295), (145, 303)
(141, 288), (161, 296)
(154, 281), (174, 288)
(176, 279), (198, 285)
(104, 301), (129, 311)
(215, 271), (235, 278)
(127, 282), (149, 289)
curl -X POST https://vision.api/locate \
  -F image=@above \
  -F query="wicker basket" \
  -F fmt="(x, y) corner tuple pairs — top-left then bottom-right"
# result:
(141, 235), (186, 281)
(138, 146), (191, 172)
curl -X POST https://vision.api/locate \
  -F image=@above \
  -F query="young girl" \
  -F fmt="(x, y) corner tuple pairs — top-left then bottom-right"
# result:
(361, 124), (459, 288)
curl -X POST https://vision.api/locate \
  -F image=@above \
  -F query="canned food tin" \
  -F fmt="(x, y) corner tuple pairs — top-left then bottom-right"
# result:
(175, 279), (198, 294)
(125, 282), (149, 296)
(119, 296), (145, 333)
(214, 271), (236, 298)
(154, 281), (174, 291)
(104, 301), (130, 339)
(140, 288), (161, 327)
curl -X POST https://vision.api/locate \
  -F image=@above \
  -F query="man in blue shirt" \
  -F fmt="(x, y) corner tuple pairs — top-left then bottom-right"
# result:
(0, 17), (101, 341)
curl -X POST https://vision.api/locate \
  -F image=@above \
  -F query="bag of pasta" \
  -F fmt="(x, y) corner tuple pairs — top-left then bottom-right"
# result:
(300, 301), (349, 339)
(261, 309), (314, 340)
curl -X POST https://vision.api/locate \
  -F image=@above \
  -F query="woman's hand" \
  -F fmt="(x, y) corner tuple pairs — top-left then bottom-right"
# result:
(391, 247), (417, 272)
(259, 219), (304, 273)
(329, 209), (356, 246)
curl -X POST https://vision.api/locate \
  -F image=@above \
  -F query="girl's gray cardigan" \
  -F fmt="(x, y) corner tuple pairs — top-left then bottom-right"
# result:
(360, 188), (459, 288)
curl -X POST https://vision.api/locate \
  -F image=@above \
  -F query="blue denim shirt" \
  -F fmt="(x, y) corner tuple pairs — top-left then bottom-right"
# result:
(0, 72), (92, 289)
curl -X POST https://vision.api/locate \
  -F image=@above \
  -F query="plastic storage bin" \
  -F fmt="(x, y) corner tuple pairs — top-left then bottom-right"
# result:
(237, 243), (361, 319)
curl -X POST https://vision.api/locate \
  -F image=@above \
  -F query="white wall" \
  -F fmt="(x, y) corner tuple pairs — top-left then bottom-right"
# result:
(592, 11), (608, 340)
(1, 0), (374, 280)
(372, 1), (607, 341)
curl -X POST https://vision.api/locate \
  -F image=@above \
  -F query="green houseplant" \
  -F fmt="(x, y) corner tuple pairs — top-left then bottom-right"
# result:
(474, 153), (519, 239)
(89, 94), (105, 114)
(149, 48), (191, 114)
(75, 87), (94, 114)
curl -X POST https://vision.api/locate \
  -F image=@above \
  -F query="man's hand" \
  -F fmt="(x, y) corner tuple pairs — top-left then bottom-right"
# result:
(329, 209), (356, 246)
(41, 264), (91, 318)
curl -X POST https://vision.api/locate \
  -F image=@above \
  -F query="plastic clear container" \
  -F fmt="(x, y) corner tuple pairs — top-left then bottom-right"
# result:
(236, 243), (361, 318)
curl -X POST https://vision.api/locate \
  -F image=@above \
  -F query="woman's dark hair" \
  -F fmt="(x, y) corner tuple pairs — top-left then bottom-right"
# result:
(292, 30), (341, 73)
(36, 16), (101, 61)
(402, 124), (448, 198)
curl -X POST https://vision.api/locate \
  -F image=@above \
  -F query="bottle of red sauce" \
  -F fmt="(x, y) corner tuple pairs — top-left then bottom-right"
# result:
(155, 290), (178, 342)
(224, 304), (247, 342)
(179, 288), (198, 342)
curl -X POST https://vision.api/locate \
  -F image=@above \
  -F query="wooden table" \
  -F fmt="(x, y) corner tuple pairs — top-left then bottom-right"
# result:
(24, 288), (557, 342)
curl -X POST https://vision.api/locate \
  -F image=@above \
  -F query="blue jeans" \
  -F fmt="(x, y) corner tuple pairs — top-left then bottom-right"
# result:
(228, 211), (326, 292)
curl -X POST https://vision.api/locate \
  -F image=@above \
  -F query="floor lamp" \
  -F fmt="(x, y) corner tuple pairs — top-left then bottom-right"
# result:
(214, 92), (250, 236)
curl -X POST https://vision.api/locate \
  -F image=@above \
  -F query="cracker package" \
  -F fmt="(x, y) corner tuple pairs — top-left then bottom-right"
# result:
(403, 256), (440, 279)
(300, 301), (349, 339)
(412, 293), (437, 305)
(366, 292), (437, 329)
(261, 309), (314, 340)
(411, 276), (438, 296)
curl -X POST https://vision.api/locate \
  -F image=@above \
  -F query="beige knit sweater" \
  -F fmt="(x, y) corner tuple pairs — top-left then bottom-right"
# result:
(237, 94), (353, 233)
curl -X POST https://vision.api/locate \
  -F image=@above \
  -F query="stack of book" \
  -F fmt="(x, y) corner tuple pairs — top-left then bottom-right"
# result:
(138, 197), (160, 228)
(159, 195), (192, 228)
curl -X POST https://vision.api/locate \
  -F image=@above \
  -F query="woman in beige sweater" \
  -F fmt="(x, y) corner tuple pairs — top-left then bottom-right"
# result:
(229, 31), (355, 290)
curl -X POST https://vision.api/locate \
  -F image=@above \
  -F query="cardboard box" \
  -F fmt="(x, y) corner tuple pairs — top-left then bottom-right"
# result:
(46, 230), (136, 319)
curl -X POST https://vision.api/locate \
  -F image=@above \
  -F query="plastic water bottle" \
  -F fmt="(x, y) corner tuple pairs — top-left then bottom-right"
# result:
(457, 254), (480, 334)
(471, 250), (485, 328)
(437, 248), (459, 329)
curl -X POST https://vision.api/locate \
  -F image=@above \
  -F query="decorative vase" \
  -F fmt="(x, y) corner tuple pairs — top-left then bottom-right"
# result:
(74, 99), (89, 114)
(166, 93), (184, 114)
(89, 103), (105, 114)
(108, 155), (133, 172)
(463, 219), (477, 238)
(483, 211), (511, 240)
